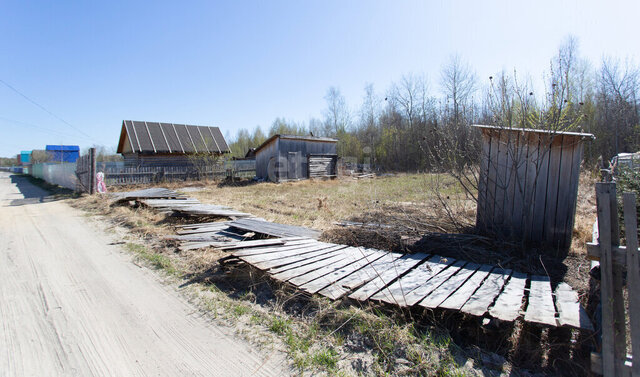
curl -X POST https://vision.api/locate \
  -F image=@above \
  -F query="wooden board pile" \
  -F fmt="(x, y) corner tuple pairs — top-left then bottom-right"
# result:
(111, 188), (253, 218)
(110, 188), (592, 330)
(228, 239), (593, 330)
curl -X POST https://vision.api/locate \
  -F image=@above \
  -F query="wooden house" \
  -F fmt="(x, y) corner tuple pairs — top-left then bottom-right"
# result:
(254, 134), (338, 182)
(116, 120), (230, 167)
(473, 125), (594, 252)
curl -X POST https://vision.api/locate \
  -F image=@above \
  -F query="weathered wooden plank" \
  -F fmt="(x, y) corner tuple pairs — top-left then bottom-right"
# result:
(488, 271), (527, 321)
(461, 268), (511, 317)
(270, 247), (352, 282)
(242, 243), (338, 269)
(290, 248), (380, 288)
(302, 248), (387, 295)
(219, 237), (306, 250)
(476, 129), (492, 231)
(317, 251), (401, 300)
(524, 275), (557, 326)
(244, 244), (341, 270)
(511, 132), (528, 237)
(370, 255), (453, 306)
(419, 263), (480, 309)
(530, 134), (551, 241)
(402, 260), (466, 307)
(485, 130), (500, 233)
(554, 282), (593, 330)
(348, 253), (429, 301)
(178, 221), (233, 229)
(439, 264), (493, 310)
(267, 245), (348, 274)
(229, 218), (321, 239)
(333, 252), (403, 291)
(623, 192), (640, 377)
(591, 352), (633, 377)
(173, 205), (253, 218)
(495, 130), (512, 234)
(542, 135), (563, 246)
(177, 225), (237, 235)
(111, 188), (183, 202)
(231, 239), (319, 257)
(596, 183), (619, 377)
(554, 138), (579, 249)
(522, 132), (539, 242)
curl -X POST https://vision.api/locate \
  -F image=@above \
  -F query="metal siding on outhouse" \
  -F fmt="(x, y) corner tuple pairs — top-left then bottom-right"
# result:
(473, 125), (593, 252)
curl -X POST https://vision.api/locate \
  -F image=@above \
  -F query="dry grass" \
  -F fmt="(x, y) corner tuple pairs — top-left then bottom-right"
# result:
(76, 170), (601, 376)
(179, 174), (472, 233)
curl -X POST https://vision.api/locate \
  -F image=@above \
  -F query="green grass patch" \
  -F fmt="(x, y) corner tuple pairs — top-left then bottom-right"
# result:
(125, 242), (178, 275)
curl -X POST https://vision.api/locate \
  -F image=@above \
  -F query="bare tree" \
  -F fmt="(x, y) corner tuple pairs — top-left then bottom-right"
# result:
(440, 54), (477, 126)
(323, 87), (350, 137)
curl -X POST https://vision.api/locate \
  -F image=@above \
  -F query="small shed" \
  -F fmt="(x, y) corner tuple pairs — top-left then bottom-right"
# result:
(45, 145), (80, 163)
(473, 125), (594, 252)
(254, 134), (338, 182)
(116, 120), (230, 167)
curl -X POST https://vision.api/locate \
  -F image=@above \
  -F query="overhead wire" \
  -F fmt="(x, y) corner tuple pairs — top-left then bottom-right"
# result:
(0, 78), (100, 143)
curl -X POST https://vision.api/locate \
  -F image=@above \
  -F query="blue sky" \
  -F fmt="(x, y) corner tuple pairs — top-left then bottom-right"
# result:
(1, 0), (638, 157)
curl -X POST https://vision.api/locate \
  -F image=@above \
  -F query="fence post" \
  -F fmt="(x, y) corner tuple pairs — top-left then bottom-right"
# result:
(623, 193), (640, 376)
(89, 148), (96, 195)
(595, 182), (626, 376)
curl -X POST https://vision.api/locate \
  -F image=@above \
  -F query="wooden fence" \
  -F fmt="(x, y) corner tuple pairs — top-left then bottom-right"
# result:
(588, 182), (640, 376)
(102, 160), (256, 186)
(75, 148), (96, 194)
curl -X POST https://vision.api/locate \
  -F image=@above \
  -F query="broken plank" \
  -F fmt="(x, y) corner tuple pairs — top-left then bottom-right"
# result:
(554, 282), (593, 330)
(317, 251), (400, 299)
(301, 248), (386, 295)
(231, 239), (319, 257)
(524, 275), (557, 326)
(439, 265), (493, 310)
(173, 205), (253, 218)
(348, 253), (430, 301)
(270, 247), (352, 282)
(177, 225), (235, 235)
(229, 218), (321, 239)
(461, 268), (511, 317)
(242, 243), (338, 270)
(251, 246), (345, 271)
(488, 271), (527, 322)
(268, 245), (349, 274)
(402, 260), (466, 307)
(419, 263), (480, 309)
(289, 248), (380, 288)
(178, 221), (231, 229)
(370, 255), (453, 307)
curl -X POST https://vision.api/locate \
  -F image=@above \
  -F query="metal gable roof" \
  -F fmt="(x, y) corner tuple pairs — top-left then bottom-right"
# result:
(117, 120), (230, 154)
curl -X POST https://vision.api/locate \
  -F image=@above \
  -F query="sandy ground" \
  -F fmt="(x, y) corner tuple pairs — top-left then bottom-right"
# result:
(0, 172), (289, 377)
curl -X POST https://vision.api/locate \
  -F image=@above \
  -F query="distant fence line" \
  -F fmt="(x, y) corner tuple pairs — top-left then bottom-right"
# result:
(100, 160), (256, 186)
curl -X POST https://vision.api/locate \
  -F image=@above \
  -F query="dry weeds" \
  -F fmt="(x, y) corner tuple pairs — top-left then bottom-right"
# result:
(71, 171), (601, 376)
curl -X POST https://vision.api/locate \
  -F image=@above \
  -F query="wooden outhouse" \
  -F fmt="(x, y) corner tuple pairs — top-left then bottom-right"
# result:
(473, 125), (594, 252)
(254, 135), (338, 182)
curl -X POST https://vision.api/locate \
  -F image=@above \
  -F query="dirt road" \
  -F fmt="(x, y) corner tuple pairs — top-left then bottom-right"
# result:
(0, 172), (288, 377)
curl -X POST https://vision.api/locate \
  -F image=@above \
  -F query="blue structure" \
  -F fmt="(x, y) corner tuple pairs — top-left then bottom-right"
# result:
(20, 151), (31, 164)
(45, 145), (80, 163)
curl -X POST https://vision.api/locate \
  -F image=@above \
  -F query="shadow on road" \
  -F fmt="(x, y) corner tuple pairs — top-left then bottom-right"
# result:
(7, 174), (70, 206)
